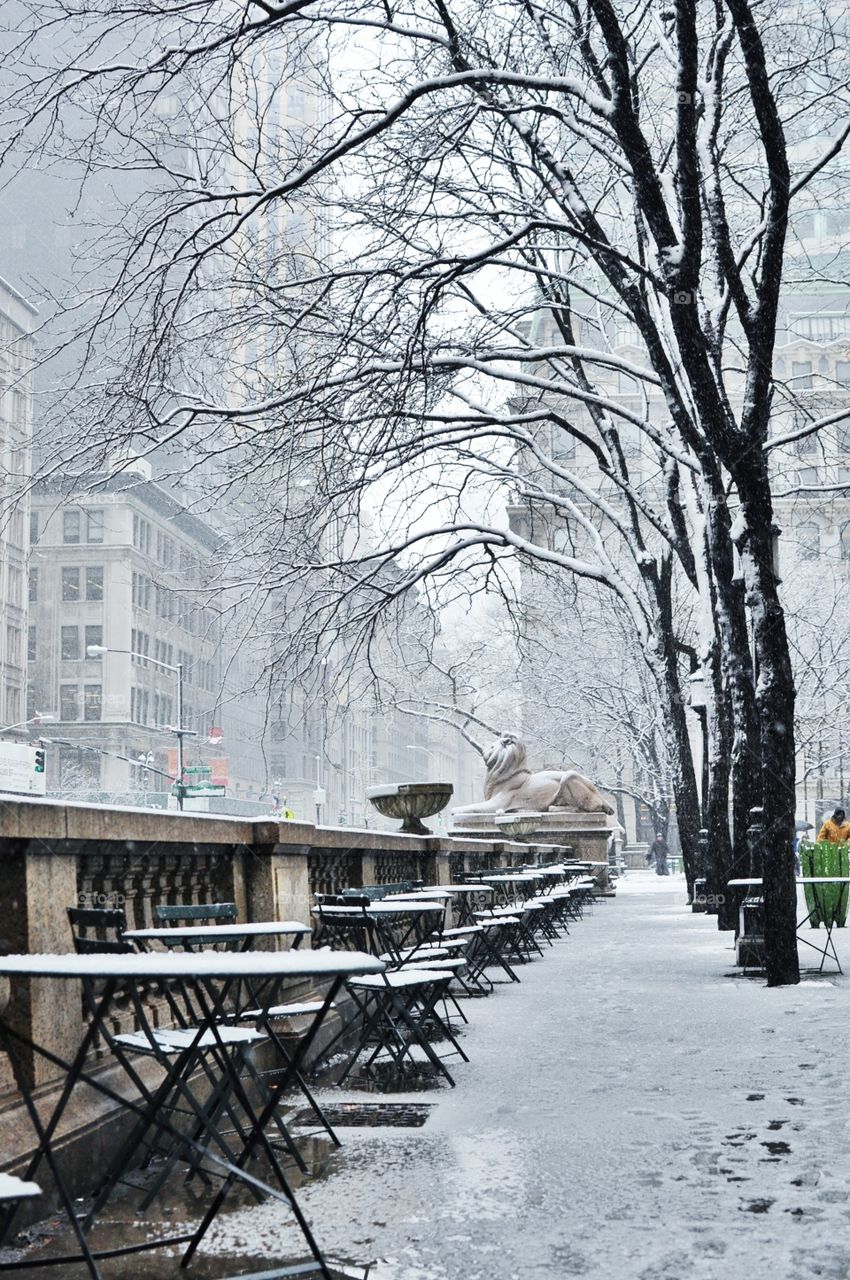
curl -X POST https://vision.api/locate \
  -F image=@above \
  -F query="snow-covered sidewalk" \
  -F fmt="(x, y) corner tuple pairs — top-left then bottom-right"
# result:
(208, 872), (850, 1279)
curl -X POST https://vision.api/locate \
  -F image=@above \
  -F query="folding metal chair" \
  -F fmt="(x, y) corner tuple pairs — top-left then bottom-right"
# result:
(64, 907), (306, 1211)
(152, 901), (238, 947)
(313, 901), (469, 1086)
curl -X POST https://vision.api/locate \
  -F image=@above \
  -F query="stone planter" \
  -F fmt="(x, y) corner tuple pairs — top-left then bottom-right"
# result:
(366, 782), (454, 836)
(493, 813), (540, 840)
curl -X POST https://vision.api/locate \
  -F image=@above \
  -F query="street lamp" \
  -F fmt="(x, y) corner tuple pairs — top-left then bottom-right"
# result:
(687, 671), (710, 815)
(87, 645), (193, 809)
(136, 750), (155, 791)
(0, 713), (54, 734)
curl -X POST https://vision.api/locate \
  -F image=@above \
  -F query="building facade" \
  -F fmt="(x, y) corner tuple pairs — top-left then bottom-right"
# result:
(0, 277), (36, 733)
(27, 459), (267, 801)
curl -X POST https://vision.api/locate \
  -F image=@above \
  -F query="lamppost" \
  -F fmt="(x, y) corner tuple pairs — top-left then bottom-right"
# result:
(0, 713), (55, 734)
(86, 645), (194, 809)
(687, 671), (710, 820)
(136, 750), (155, 792)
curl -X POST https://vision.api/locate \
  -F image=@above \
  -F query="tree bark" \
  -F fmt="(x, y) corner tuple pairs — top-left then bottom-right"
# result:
(733, 459), (799, 986)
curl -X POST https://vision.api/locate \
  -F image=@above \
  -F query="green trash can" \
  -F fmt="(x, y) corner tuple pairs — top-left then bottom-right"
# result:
(800, 841), (850, 928)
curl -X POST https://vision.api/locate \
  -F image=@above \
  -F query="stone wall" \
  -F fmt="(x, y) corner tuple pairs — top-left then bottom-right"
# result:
(0, 799), (555, 1097)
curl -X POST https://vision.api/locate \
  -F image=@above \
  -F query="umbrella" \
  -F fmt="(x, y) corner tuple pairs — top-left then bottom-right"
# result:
(795, 819), (814, 832)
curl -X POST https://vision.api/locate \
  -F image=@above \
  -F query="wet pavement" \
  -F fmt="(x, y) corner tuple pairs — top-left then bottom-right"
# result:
(10, 874), (850, 1278)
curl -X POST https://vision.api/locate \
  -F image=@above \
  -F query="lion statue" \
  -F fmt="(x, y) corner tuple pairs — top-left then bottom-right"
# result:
(454, 732), (615, 816)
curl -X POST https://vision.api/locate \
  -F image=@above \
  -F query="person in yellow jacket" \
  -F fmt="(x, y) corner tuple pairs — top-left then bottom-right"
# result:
(817, 808), (850, 843)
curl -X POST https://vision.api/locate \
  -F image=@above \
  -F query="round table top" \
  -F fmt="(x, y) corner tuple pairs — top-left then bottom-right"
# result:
(383, 889), (454, 902)
(312, 901), (444, 915)
(124, 920), (311, 941)
(0, 950), (385, 980)
(433, 883), (496, 895)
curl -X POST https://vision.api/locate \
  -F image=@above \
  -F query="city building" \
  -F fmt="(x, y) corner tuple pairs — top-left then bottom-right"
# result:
(0, 276), (36, 733)
(27, 458), (267, 802)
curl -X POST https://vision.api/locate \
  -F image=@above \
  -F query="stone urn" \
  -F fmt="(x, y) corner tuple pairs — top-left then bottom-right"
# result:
(494, 813), (540, 840)
(366, 782), (453, 835)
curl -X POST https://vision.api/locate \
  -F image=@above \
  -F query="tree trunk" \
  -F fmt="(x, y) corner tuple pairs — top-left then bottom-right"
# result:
(734, 461), (799, 986)
(706, 647), (735, 929)
(702, 470), (762, 904)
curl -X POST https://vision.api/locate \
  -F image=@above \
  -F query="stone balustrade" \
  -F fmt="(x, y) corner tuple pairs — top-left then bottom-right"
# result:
(0, 798), (564, 1097)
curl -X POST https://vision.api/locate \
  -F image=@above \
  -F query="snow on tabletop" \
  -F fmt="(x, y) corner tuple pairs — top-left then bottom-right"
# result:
(0, 950), (384, 978)
(0, 1172), (40, 1200)
(313, 901), (443, 915)
(123, 920), (311, 939)
(348, 968), (453, 989)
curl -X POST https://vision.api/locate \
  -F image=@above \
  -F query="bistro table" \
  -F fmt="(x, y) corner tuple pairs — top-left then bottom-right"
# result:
(728, 876), (850, 973)
(0, 948), (383, 1280)
(312, 900), (445, 960)
(125, 918), (338, 1162)
(414, 883), (497, 927)
(124, 919), (312, 951)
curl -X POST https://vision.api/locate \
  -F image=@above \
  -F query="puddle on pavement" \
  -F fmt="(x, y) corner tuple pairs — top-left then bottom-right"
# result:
(0, 1137), (368, 1278)
(313, 1059), (453, 1094)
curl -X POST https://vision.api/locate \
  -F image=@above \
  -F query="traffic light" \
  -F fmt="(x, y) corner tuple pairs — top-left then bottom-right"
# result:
(34, 749), (45, 774)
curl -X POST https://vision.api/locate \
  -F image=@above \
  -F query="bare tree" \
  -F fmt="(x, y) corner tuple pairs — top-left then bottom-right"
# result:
(5, 0), (850, 980)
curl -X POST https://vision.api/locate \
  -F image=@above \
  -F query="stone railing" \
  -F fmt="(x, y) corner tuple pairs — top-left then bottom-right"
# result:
(0, 799), (568, 1102)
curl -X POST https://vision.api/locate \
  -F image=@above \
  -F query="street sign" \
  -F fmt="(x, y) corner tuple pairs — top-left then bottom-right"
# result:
(185, 765), (212, 779)
(184, 784), (226, 797)
(0, 743), (47, 797)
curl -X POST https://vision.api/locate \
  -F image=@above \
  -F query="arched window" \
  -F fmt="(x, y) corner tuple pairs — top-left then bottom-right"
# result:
(798, 522), (821, 561)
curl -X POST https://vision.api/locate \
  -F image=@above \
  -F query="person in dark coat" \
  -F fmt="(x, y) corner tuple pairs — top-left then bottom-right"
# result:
(646, 832), (670, 876)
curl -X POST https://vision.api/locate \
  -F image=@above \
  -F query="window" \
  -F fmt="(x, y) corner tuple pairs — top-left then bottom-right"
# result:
(131, 687), (150, 724)
(62, 510), (81, 544)
(60, 684), (79, 721)
(28, 569), (37, 603)
(26, 684), (35, 720)
(621, 425), (641, 458)
(61, 567), (80, 602)
(29, 511), (39, 546)
(60, 625), (80, 660)
(841, 524), (850, 560)
(797, 523), (820, 561)
(552, 426), (576, 460)
(59, 746), (100, 788)
(83, 684), (102, 721)
(84, 625), (102, 655)
(27, 625), (36, 662)
(792, 360), (813, 390)
(794, 430), (818, 456)
(792, 314), (850, 342)
(837, 361), (850, 387)
(133, 514), (151, 555)
(4, 685), (20, 725)
(7, 567), (22, 607)
(85, 566), (103, 601)
(837, 416), (850, 454)
(86, 510), (104, 543)
(6, 626), (20, 666)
